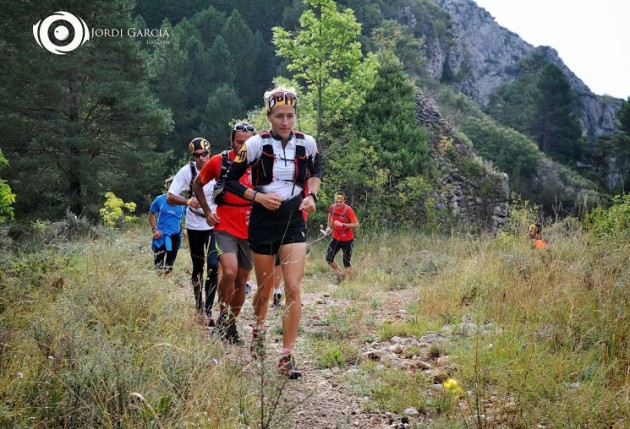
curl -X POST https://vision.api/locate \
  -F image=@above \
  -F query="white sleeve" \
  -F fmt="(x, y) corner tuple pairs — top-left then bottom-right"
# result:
(304, 134), (318, 157)
(167, 165), (190, 196)
(245, 135), (263, 164)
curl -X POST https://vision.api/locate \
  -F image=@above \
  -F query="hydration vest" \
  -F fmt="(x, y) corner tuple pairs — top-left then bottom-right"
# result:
(250, 131), (309, 194)
(330, 204), (350, 223)
(186, 162), (205, 217)
(213, 150), (250, 207)
(187, 162), (197, 198)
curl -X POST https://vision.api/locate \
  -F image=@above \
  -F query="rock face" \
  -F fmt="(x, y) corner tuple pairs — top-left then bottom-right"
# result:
(428, 0), (621, 140)
(415, 89), (509, 231)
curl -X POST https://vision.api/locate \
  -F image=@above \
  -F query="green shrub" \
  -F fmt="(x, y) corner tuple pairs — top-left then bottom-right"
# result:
(584, 194), (630, 239)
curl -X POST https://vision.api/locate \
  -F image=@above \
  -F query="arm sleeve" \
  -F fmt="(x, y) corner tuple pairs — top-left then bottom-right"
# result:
(167, 166), (189, 196)
(306, 136), (322, 180)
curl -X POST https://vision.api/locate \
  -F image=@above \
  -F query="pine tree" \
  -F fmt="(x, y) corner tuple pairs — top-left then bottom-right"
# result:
(199, 85), (245, 148)
(534, 64), (583, 161)
(611, 98), (630, 191)
(0, 0), (173, 220)
(325, 52), (433, 227)
(221, 10), (259, 107)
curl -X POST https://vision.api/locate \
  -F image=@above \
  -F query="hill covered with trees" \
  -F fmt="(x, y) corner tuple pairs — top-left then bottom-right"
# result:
(1, 0), (629, 226)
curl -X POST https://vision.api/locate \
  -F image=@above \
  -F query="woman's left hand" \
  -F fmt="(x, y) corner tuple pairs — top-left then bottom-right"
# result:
(300, 194), (317, 213)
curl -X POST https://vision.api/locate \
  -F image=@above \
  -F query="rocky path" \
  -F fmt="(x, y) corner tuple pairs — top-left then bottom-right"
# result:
(210, 276), (453, 429)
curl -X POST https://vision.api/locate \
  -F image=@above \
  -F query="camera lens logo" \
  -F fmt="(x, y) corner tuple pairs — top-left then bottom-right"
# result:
(33, 11), (90, 55)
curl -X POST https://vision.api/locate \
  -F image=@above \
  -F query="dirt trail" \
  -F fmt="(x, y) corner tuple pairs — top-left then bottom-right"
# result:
(172, 250), (434, 429)
(222, 279), (426, 429)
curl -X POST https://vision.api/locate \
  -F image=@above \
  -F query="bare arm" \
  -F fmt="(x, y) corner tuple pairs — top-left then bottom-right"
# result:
(334, 220), (359, 229)
(299, 176), (322, 213)
(166, 192), (198, 209)
(193, 175), (219, 226)
(148, 212), (162, 238)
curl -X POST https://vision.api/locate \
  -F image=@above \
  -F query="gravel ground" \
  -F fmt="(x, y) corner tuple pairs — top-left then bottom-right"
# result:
(189, 275), (436, 429)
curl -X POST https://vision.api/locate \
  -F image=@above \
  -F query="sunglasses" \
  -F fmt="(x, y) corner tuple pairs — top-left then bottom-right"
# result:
(233, 123), (255, 133)
(192, 151), (209, 159)
(271, 91), (297, 101)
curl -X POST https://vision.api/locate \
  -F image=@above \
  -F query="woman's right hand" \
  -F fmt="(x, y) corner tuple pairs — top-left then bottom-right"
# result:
(257, 192), (283, 211)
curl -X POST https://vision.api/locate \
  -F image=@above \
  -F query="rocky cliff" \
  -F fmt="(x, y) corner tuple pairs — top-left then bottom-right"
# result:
(426, 0), (620, 140)
(415, 89), (509, 231)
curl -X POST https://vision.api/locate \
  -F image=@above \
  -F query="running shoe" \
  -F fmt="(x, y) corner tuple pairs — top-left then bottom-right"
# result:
(277, 353), (302, 380)
(272, 293), (282, 308)
(225, 322), (242, 345)
(214, 313), (228, 338)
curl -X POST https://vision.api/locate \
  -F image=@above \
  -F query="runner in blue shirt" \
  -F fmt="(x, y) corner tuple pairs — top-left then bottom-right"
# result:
(148, 177), (186, 276)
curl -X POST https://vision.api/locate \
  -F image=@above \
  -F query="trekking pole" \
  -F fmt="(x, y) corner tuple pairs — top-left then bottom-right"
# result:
(307, 224), (330, 246)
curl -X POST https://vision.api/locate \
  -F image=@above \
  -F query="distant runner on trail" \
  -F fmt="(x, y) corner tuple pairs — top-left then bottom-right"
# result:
(148, 177), (186, 276)
(528, 223), (548, 249)
(325, 191), (360, 282)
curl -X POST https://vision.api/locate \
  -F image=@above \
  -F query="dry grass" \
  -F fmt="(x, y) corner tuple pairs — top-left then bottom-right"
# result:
(307, 220), (629, 428)
(0, 227), (261, 428)
(1, 218), (628, 428)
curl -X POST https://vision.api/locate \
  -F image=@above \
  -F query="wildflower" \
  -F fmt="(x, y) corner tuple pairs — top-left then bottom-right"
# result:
(443, 378), (465, 396)
(212, 358), (219, 366)
(17, 372), (23, 379)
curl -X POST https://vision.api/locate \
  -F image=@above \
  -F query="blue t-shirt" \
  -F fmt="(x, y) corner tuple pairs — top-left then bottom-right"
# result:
(150, 194), (185, 236)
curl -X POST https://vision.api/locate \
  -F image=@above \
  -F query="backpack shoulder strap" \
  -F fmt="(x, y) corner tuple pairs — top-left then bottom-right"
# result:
(219, 150), (231, 180)
(342, 204), (349, 221)
(188, 161), (197, 198)
(257, 132), (273, 155)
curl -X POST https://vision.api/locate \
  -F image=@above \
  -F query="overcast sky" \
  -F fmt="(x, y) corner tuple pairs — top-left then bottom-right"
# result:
(473, 0), (630, 100)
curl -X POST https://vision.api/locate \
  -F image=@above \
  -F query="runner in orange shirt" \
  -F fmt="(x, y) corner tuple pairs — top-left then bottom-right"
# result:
(325, 192), (360, 281)
(194, 122), (256, 344)
(528, 223), (548, 249)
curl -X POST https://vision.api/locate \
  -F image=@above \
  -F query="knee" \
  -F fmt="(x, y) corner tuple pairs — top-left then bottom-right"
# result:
(221, 269), (237, 282)
(283, 283), (301, 301)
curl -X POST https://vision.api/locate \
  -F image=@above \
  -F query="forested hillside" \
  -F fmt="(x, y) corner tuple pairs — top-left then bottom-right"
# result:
(1, 0), (629, 226)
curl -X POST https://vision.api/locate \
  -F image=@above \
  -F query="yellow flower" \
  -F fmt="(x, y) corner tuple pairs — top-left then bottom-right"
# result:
(443, 378), (465, 396)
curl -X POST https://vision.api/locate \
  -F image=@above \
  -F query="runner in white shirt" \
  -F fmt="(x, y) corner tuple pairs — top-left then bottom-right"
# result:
(167, 137), (218, 326)
(225, 87), (322, 379)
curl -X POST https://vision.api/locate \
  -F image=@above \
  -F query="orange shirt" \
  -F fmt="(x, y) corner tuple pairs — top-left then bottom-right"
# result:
(532, 239), (548, 249)
(197, 151), (251, 239)
(328, 203), (358, 241)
